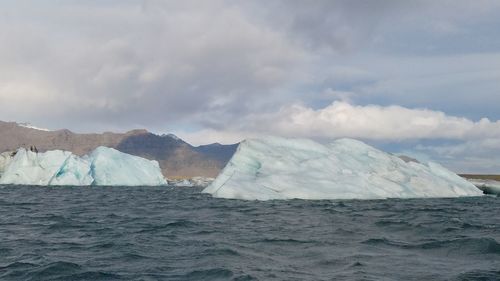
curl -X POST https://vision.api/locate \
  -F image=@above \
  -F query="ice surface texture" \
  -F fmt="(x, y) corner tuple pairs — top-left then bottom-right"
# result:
(203, 137), (483, 200)
(0, 147), (166, 186)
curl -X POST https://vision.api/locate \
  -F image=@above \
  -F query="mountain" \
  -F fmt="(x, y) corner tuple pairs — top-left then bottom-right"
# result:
(0, 121), (238, 178)
(194, 143), (239, 164)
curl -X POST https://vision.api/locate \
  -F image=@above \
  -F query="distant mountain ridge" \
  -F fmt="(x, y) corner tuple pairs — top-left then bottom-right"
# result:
(0, 121), (238, 178)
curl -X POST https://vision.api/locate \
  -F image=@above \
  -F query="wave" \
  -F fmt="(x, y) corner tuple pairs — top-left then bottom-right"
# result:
(182, 268), (235, 279)
(362, 237), (500, 255)
(201, 247), (241, 257)
(454, 269), (500, 281)
(259, 238), (315, 244)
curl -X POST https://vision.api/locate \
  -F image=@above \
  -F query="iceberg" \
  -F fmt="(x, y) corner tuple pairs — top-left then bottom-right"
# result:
(467, 179), (500, 196)
(0, 149), (92, 185)
(203, 137), (483, 200)
(89, 147), (167, 186)
(0, 147), (167, 186)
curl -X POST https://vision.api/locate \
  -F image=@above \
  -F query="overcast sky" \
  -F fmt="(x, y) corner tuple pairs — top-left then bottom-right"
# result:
(1, 0), (499, 173)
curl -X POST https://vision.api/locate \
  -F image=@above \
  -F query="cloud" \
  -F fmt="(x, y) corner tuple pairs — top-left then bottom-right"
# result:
(0, 1), (307, 131)
(1, 1), (500, 173)
(178, 101), (500, 143)
(178, 101), (500, 173)
(1, 1), (500, 132)
(272, 102), (500, 140)
(250, 0), (411, 52)
(415, 139), (500, 174)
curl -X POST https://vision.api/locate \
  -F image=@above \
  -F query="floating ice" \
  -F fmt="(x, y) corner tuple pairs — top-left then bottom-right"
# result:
(0, 147), (166, 186)
(203, 137), (483, 200)
(467, 179), (500, 196)
(0, 149), (92, 185)
(168, 177), (214, 187)
(89, 147), (167, 186)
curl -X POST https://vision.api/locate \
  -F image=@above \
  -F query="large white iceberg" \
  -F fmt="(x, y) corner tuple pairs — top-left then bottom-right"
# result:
(0, 147), (167, 186)
(203, 137), (483, 200)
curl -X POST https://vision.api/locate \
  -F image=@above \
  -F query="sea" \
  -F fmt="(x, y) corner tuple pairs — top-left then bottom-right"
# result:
(0, 185), (498, 281)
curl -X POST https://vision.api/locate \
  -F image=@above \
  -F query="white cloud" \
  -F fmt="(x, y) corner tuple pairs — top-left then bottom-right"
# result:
(179, 101), (500, 173)
(178, 101), (500, 144)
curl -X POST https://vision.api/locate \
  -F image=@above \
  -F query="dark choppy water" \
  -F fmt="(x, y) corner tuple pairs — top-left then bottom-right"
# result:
(0, 186), (499, 281)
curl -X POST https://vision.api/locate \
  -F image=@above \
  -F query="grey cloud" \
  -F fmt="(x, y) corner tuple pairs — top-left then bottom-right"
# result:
(415, 139), (500, 174)
(240, 0), (412, 53)
(1, 1), (500, 173)
(0, 1), (307, 131)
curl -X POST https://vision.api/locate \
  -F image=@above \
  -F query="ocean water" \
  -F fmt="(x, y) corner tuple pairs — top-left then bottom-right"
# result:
(0, 186), (498, 281)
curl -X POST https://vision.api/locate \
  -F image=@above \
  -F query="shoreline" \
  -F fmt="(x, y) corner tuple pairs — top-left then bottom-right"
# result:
(460, 174), (500, 181)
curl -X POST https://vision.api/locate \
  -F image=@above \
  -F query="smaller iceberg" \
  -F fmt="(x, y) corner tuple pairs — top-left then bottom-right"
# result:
(0, 147), (167, 186)
(0, 149), (93, 185)
(203, 137), (483, 200)
(89, 147), (167, 186)
(467, 179), (500, 196)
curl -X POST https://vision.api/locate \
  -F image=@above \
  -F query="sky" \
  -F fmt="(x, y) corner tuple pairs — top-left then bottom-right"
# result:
(0, 0), (499, 173)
